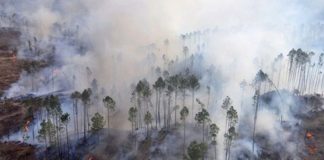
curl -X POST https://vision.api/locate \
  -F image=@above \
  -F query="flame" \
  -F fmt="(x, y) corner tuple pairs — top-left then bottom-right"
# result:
(87, 155), (96, 160)
(308, 145), (317, 155)
(305, 131), (317, 155)
(306, 131), (313, 140)
(23, 120), (30, 132)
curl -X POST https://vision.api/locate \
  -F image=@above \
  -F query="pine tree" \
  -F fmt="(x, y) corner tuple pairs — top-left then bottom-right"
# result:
(210, 123), (219, 160)
(224, 106), (238, 160)
(128, 107), (137, 134)
(153, 77), (166, 128)
(195, 108), (210, 143)
(70, 91), (81, 139)
(188, 74), (200, 118)
(252, 70), (267, 154)
(144, 111), (153, 137)
(180, 106), (189, 157)
(103, 96), (116, 131)
(91, 113), (105, 141)
(187, 141), (208, 160)
(60, 113), (70, 157)
(81, 88), (92, 141)
(38, 120), (49, 147)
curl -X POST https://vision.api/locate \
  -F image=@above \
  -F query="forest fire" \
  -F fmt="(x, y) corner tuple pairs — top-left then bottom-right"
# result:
(305, 131), (317, 155)
(87, 155), (96, 160)
(308, 145), (317, 155)
(23, 120), (30, 132)
(0, 51), (21, 93)
(306, 131), (313, 140)
(1, 1), (324, 160)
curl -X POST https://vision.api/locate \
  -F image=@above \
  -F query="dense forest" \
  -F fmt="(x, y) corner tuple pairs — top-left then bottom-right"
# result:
(1, 1), (324, 160)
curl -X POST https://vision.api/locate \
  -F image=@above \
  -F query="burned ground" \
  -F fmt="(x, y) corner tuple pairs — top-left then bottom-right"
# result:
(0, 141), (36, 160)
(0, 28), (46, 160)
(258, 91), (324, 159)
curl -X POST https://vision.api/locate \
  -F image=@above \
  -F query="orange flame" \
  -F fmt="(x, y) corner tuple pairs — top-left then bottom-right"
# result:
(87, 155), (96, 160)
(305, 131), (317, 155)
(306, 131), (313, 140)
(308, 145), (317, 155)
(23, 120), (30, 132)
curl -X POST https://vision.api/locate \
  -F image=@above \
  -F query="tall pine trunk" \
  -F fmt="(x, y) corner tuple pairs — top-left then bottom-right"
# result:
(65, 124), (69, 159)
(191, 91), (195, 119)
(252, 84), (261, 155)
(214, 144), (217, 160)
(83, 103), (87, 141)
(163, 94), (166, 128)
(137, 96), (142, 128)
(202, 121), (205, 143)
(107, 107), (110, 130)
(183, 119), (186, 158)
(158, 90), (161, 128)
(168, 94), (171, 129)
(228, 144), (232, 160)
(76, 100), (79, 140)
(155, 90), (158, 128)
(87, 105), (90, 133)
(174, 107), (177, 125)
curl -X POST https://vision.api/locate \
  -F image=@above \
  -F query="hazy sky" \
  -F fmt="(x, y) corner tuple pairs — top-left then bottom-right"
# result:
(3, 0), (324, 101)
(2, 1), (324, 159)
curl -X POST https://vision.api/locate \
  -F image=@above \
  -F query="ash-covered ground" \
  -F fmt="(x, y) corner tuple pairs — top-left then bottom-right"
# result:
(1, 1), (324, 160)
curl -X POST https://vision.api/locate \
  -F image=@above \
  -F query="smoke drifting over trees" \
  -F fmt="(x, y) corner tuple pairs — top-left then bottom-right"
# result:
(0, 0), (324, 160)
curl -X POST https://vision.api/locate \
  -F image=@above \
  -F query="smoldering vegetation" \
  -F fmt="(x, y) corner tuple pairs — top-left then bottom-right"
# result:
(1, 1), (324, 160)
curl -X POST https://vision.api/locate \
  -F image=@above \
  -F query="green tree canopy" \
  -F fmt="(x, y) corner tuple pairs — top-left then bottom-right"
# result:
(180, 106), (189, 121)
(210, 123), (219, 144)
(128, 107), (137, 123)
(188, 74), (200, 91)
(71, 91), (81, 100)
(103, 96), (116, 110)
(227, 106), (238, 127)
(187, 141), (208, 160)
(221, 96), (232, 111)
(60, 113), (70, 125)
(195, 108), (210, 124)
(153, 77), (166, 90)
(91, 113), (105, 133)
(81, 88), (92, 104)
(144, 111), (153, 125)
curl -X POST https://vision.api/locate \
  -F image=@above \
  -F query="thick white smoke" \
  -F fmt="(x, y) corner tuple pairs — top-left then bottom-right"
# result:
(1, 0), (324, 159)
